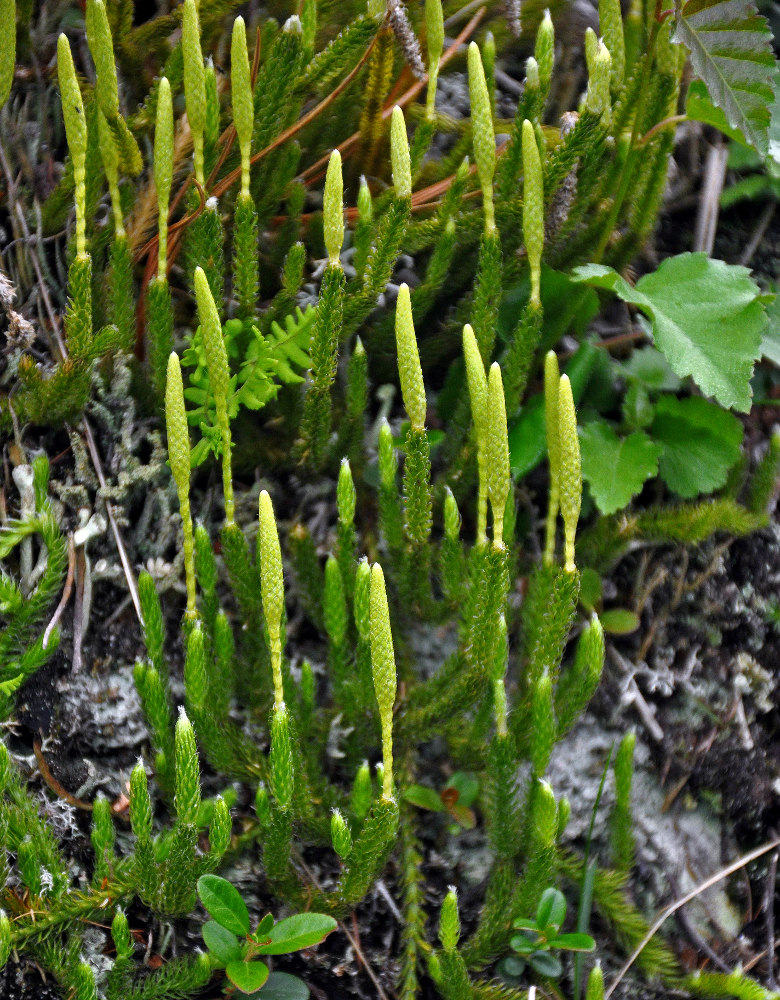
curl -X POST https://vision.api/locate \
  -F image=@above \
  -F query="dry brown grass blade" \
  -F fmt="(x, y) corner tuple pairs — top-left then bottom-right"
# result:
(605, 836), (780, 998)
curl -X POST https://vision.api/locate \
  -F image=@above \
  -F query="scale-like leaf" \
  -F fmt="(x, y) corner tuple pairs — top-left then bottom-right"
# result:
(673, 0), (775, 155)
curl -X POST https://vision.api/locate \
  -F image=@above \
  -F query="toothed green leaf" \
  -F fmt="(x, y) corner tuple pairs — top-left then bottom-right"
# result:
(579, 421), (661, 515)
(672, 0), (775, 155)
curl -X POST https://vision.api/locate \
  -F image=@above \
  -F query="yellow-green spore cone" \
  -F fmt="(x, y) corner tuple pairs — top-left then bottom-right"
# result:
(57, 34), (88, 258)
(165, 353), (197, 617)
(86, 0), (119, 119)
(259, 490), (285, 708)
(154, 77), (174, 280)
(390, 105), (412, 199)
(599, 0), (625, 90)
(462, 323), (488, 543)
(557, 374), (581, 572)
(323, 149), (344, 265)
(231, 16), (253, 198)
(535, 9), (554, 91)
(486, 363), (510, 545)
(522, 119), (544, 307)
(543, 351), (560, 565)
(467, 41), (495, 234)
(193, 266), (234, 523)
(182, 0), (206, 186)
(369, 563), (396, 801)
(395, 283), (426, 430)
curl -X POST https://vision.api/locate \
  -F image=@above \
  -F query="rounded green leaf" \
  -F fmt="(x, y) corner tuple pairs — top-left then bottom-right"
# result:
(549, 932), (596, 952)
(600, 608), (640, 635)
(226, 959), (270, 993)
(536, 887), (566, 931)
(254, 913), (337, 955)
(262, 972), (310, 1000)
(510, 933), (537, 955)
(530, 950), (562, 978)
(202, 920), (242, 965)
(197, 875), (250, 936)
(403, 784), (445, 812)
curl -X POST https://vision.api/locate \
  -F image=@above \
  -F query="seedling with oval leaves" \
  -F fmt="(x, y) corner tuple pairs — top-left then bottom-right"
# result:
(197, 875), (337, 997)
(501, 887), (595, 981)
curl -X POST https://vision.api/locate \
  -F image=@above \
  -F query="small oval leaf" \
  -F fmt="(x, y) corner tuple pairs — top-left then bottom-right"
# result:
(261, 971), (311, 1000)
(225, 959), (270, 993)
(529, 950), (562, 978)
(202, 920), (242, 965)
(254, 913), (337, 955)
(197, 875), (250, 936)
(536, 888), (566, 931)
(600, 608), (640, 635)
(549, 932), (596, 952)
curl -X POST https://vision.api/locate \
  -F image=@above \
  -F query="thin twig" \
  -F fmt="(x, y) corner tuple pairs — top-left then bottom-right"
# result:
(605, 837), (780, 998)
(666, 872), (730, 973)
(42, 536), (76, 649)
(739, 200), (776, 268)
(694, 139), (728, 255)
(766, 848), (778, 990)
(33, 739), (93, 811)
